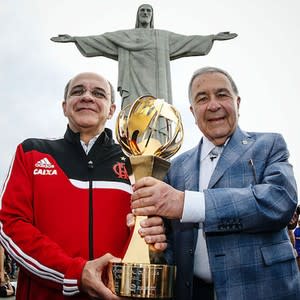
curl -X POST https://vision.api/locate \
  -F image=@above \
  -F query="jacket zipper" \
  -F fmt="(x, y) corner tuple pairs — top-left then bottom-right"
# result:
(88, 160), (94, 260)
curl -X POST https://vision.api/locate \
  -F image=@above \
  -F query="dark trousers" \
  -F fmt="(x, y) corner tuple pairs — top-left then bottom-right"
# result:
(192, 276), (214, 300)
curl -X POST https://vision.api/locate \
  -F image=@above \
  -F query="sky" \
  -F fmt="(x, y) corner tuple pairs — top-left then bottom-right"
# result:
(0, 0), (300, 192)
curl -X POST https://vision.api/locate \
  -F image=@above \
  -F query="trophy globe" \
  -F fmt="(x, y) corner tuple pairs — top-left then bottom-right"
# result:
(109, 96), (184, 299)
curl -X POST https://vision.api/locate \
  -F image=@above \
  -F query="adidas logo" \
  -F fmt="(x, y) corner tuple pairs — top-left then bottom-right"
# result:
(34, 158), (57, 176)
(35, 158), (54, 169)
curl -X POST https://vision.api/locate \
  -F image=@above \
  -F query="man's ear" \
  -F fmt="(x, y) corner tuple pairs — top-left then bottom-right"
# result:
(108, 103), (116, 119)
(237, 96), (241, 117)
(189, 105), (198, 124)
(237, 96), (241, 108)
(189, 105), (195, 117)
(62, 100), (67, 116)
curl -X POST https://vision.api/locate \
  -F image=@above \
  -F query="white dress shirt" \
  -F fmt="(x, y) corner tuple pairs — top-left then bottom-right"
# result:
(181, 136), (223, 282)
(80, 134), (100, 154)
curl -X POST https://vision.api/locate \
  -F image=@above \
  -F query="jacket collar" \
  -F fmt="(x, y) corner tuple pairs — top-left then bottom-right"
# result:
(208, 126), (254, 188)
(64, 125), (114, 147)
(182, 144), (201, 191)
(182, 127), (254, 190)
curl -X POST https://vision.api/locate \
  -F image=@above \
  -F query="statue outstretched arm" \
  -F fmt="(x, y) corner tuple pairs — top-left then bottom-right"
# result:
(213, 32), (238, 41)
(50, 34), (75, 43)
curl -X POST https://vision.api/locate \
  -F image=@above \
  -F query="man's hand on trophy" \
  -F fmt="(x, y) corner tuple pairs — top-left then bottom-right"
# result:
(50, 34), (75, 42)
(213, 31), (238, 40)
(131, 177), (184, 219)
(81, 253), (121, 300)
(126, 214), (167, 251)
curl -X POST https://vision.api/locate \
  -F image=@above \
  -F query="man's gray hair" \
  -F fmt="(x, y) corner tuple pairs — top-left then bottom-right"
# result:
(188, 66), (239, 103)
(63, 78), (115, 104)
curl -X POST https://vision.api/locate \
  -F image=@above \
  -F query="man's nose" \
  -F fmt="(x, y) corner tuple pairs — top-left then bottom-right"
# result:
(207, 97), (221, 110)
(81, 90), (94, 101)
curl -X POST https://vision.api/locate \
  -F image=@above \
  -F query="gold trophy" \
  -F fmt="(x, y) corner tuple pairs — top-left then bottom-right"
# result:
(108, 96), (183, 298)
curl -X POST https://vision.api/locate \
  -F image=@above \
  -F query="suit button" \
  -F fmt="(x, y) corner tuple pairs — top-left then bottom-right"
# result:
(189, 249), (193, 255)
(185, 281), (191, 287)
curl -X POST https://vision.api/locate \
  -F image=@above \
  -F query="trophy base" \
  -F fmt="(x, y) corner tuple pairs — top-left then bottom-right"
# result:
(108, 262), (176, 298)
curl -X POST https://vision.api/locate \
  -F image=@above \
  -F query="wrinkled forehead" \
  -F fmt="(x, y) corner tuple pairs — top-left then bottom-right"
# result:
(192, 72), (233, 92)
(69, 73), (110, 92)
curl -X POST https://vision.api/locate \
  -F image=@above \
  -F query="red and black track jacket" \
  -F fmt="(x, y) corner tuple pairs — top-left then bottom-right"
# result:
(0, 127), (132, 299)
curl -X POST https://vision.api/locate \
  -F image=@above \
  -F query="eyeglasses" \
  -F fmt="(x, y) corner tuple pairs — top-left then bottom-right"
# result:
(69, 85), (110, 100)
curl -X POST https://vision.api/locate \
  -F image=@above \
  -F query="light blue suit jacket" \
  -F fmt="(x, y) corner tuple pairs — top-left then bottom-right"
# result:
(165, 127), (300, 300)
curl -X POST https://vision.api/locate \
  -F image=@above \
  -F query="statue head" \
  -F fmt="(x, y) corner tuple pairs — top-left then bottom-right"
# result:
(135, 4), (154, 28)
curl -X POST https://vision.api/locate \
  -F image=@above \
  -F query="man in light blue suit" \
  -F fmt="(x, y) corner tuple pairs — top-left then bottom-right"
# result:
(131, 67), (300, 299)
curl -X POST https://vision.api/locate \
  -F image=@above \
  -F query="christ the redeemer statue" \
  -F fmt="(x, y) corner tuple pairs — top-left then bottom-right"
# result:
(51, 3), (237, 109)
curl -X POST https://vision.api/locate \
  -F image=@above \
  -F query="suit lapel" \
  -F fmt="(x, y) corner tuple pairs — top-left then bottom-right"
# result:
(183, 143), (201, 191)
(208, 127), (254, 188)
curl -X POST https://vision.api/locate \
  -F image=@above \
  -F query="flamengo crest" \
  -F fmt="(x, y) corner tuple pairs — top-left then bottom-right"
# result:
(113, 162), (129, 179)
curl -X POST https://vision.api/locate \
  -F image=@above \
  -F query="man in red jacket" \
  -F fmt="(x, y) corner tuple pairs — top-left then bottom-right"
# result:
(0, 72), (166, 299)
